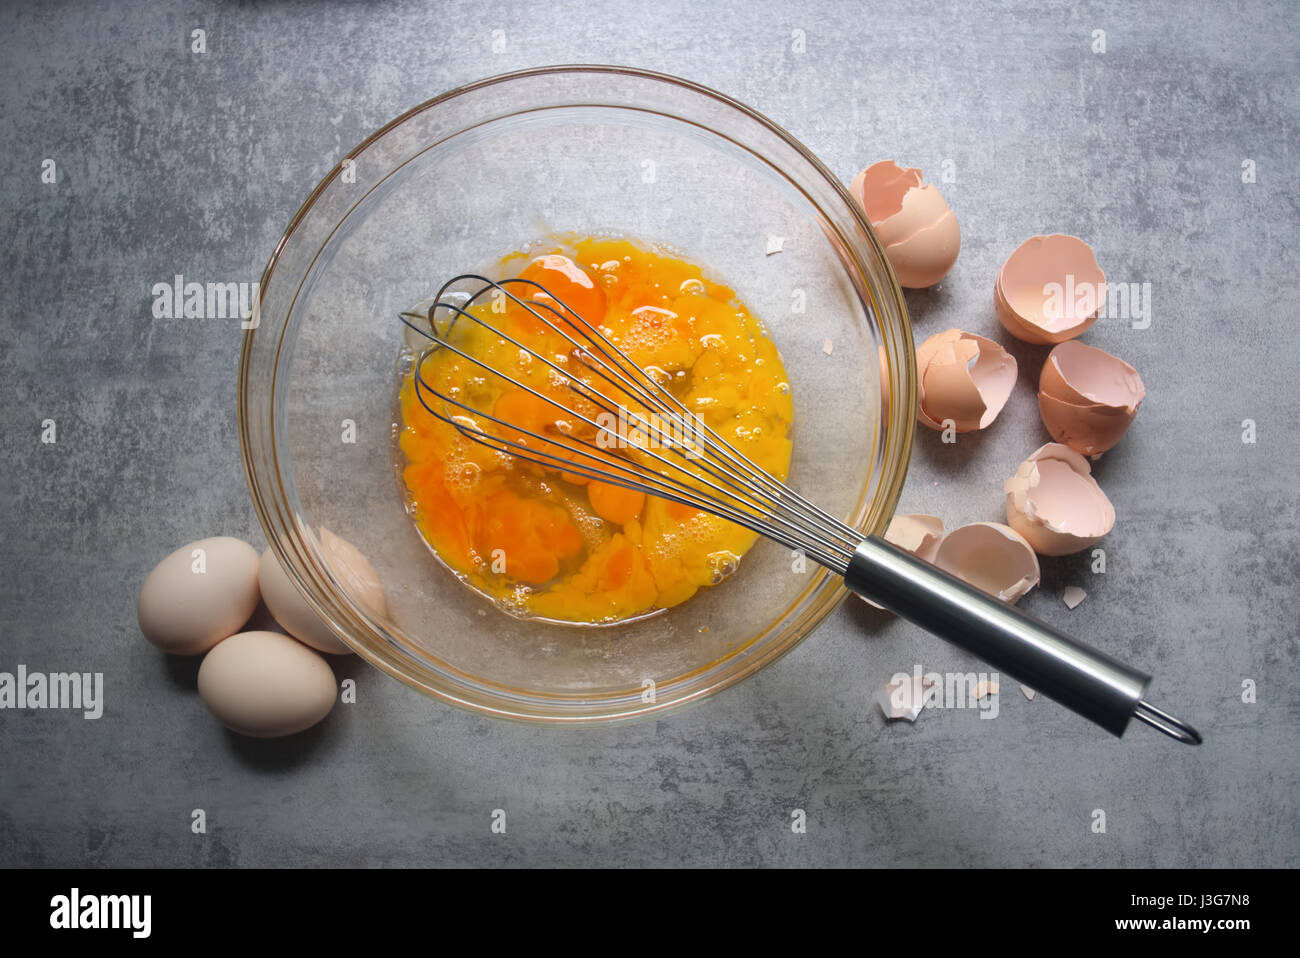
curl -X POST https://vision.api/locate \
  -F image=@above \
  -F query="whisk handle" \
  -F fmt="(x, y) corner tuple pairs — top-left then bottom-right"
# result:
(844, 536), (1152, 738)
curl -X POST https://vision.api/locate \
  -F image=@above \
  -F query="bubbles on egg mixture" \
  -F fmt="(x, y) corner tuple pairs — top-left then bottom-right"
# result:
(443, 461), (482, 493)
(643, 365), (671, 386)
(494, 585), (534, 619)
(597, 260), (622, 290)
(707, 551), (741, 585)
(566, 502), (611, 553)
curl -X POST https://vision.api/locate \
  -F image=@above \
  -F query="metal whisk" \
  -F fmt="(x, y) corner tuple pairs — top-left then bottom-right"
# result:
(400, 275), (1201, 745)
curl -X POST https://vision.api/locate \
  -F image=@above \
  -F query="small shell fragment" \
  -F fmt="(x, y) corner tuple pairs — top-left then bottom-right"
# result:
(1020, 685), (1037, 700)
(1063, 586), (1087, 609)
(973, 679), (1000, 700)
(877, 674), (933, 722)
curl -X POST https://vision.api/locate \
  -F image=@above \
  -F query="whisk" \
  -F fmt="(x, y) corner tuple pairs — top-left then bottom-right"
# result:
(400, 275), (1201, 745)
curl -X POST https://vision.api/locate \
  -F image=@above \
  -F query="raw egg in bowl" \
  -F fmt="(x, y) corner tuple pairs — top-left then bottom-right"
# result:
(238, 66), (915, 722)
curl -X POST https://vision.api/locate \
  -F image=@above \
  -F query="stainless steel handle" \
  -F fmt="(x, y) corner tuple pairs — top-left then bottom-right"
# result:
(845, 536), (1201, 743)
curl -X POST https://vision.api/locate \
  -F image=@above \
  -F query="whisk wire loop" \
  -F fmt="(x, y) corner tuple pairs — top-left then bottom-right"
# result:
(400, 275), (861, 573)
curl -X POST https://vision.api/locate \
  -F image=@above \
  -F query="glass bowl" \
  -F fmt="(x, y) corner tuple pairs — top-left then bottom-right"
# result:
(238, 65), (915, 722)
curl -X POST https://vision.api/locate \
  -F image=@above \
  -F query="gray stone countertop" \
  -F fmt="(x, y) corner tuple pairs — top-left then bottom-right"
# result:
(1, 0), (1296, 866)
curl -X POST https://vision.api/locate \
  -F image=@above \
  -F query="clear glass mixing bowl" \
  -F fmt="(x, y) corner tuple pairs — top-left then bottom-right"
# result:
(238, 65), (915, 722)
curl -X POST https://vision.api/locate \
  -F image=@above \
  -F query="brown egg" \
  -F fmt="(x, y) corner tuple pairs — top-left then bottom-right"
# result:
(932, 522), (1040, 604)
(137, 537), (260, 656)
(850, 160), (960, 288)
(197, 631), (337, 738)
(878, 344), (891, 410)
(996, 235), (1105, 344)
(259, 547), (353, 656)
(1004, 443), (1115, 556)
(916, 329), (1017, 431)
(1037, 341), (1145, 454)
(318, 527), (389, 620)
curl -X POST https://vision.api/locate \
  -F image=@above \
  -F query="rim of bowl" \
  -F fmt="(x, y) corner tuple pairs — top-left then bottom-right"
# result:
(238, 64), (916, 724)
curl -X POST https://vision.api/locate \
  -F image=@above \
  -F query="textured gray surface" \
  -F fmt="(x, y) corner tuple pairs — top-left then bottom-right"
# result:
(1, 0), (1297, 867)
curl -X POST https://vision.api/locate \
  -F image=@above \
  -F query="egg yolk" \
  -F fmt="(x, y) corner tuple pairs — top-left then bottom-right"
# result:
(399, 236), (794, 624)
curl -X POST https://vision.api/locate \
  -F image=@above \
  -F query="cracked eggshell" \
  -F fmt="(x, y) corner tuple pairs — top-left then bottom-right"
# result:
(873, 185), (952, 249)
(877, 674), (930, 722)
(885, 212), (962, 289)
(864, 514), (945, 610)
(996, 235), (1105, 344)
(1037, 341), (1145, 454)
(916, 329), (1017, 431)
(1004, 443), (1115, 556)
(851, 160), (922, 224)
(1038, 393), (1139, 457)
(851, 160), (960, 288)
(885, 514), (945, 562)
(932, 522), (1040, 604)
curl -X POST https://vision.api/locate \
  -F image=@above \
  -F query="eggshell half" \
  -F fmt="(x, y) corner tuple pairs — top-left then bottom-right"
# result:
(874, 185), (952, 249)
(198, 630), (337, 738)
(1037, 393), (1140, 457)
(996, 235), (1105, 344)
(916, 329), (1018, 431)
(1040, 341), (1144, 409)
(932, 522), (1041, 604)
(863, 514), (945, 610)
(137, 537), (260, 655)
(850, 160), (960, 288)
(993, 274), (1036, 343)
(885, 514), (945, 562)
(851, 160), (922, 223)
(1037, 341), (1144, 454)
(259, 547), (352, 655)
(1004, 443), (1115, 555)
(885, 211), (962, 288)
